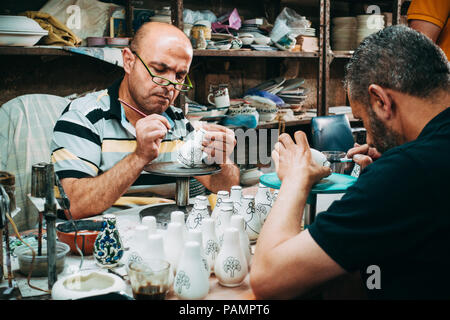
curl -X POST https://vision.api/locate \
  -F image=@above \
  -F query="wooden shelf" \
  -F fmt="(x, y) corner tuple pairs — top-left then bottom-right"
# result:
(0, 46), (73, 56)
(193, 49), (319, 58)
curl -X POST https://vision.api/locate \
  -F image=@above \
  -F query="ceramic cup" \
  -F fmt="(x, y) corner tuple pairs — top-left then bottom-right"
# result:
(208, 86), (230, 108)
(127, 259), (171, 300)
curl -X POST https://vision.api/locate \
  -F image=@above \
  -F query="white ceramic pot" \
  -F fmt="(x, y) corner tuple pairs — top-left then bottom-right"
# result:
(141, 216), (157, 235)
(215, 207), (233, 248)
(51, 271), (126, 300)
(230, 185), (243, 215)
(202, 218), (220, 273)
(174, 242), (210, 300)
(126, 225), (149, 265)
(230, 215), (251, 268)
(238, 195), (261, 241)
(163, 222), (184, 273)
(171, 210), (188, 240)
(255, 183), (273, 224)
(214, 228), (248, 287)
(186, 229), (211, 276)
(211, 190), (229, 222)
(186, 205), (209, 231)
(143, 233), (174, 287)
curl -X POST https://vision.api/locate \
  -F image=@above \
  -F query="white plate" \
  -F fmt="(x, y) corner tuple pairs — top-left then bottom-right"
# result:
(0, 15), (47, 34)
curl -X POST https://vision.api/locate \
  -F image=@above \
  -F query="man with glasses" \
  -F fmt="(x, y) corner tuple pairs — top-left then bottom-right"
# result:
(50, 22), (239, 219)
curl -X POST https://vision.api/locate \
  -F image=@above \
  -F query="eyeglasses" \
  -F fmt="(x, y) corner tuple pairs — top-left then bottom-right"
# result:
(132, 51), (193, 92)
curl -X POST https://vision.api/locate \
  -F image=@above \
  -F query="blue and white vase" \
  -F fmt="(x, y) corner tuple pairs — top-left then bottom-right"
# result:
(93, 214), (124, 267)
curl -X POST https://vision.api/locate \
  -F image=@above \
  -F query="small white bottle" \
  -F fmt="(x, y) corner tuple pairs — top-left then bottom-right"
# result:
(126, 225), (149, 265)
(201, 218), (220, 274)
(230, 185), (243, 215)
(147, 233), (174, 286)
(238, 195), (261, 241)
(186, 229), (211, 276)
(171, 210), (188, 240)
(230, 215), (251, 269)
(163, 222), (184, 273)
(255, 183), (273, 224)
(174, 241), (210, 299)
(186, 205), (209, 231)
(215, 206), (233, 248)
(141, 216), (157, 235)
(214, 227), (248, 287)
(211, 190), (229, 222)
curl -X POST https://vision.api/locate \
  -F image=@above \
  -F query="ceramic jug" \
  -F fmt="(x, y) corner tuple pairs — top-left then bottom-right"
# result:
(215, 206), (233, 248)
(186, 205), (209, 231)
(94, 214), (124, 267)
(255, 183), (273, 224)
(214, 227), (248, 287)
(174, 241), (210, 299)
(238, 195), (261, 241)
(211, 190), (229, 222)
(230, 215), (251, 268)
(201, 218), (220, 274)
(141, 216), (157, 235)
(163, 222), (184, 273)
(230, 185), (243, 215)
(186, 229), (211, 276)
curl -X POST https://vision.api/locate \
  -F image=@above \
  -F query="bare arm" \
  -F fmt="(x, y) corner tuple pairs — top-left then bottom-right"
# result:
(195, 163), (240, 194)
(60, 114), (170, 219)
(250, 131), (347, 299)
(409, 19), (442, 43)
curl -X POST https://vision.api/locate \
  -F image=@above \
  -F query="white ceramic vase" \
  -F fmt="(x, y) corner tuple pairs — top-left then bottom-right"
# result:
(171, 210), (188, 240)
(214, 227), (248, 287)
(215, 206), (233, 248)
(163, 222), (184, 273)
(230, 215), (251, 268)
(201, 218), (220, 274)
(186, 205), (209, 231)
(194, 195), (210, 215)
(126, 225), (149, 265)
(230, 185), (243, 215)
(211, 190), (229, 222)
(146, 233), (174, 286)
(238, 195), (261, 242)
(186, 229), (211, 276)
(141, 216), (157, 235)
(255, 183), (273, 224)
(174, 241), (210, 300)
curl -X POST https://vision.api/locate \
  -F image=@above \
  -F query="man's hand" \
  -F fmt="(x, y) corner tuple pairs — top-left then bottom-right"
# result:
(201, 123), (236, 165)
(346, 143), (382, 171)
(134, 114), (171, 164)
(272, 131), (331, 187)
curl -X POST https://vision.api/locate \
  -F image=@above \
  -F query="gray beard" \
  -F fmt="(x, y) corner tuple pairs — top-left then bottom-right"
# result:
(367, 107), (404, 154)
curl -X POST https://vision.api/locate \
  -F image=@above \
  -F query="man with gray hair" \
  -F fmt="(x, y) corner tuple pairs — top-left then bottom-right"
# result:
(251, 25), (450, 299)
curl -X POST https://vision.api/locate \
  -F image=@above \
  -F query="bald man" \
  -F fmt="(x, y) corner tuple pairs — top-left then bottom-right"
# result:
(50, 22), (239, 219)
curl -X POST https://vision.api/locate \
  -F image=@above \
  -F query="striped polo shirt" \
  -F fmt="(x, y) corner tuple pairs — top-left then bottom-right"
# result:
(50, 78), (195, 189)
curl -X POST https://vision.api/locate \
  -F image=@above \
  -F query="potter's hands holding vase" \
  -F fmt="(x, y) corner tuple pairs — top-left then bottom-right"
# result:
(272, 131), (331, 188)
(201, 123), (236, 165)
(134, 114), (171, 164)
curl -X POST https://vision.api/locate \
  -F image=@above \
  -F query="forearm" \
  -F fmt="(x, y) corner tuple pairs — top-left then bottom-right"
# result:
(195, 163), (240, 193)
(256, 176), (312, 253)
(61, 152), (148, 219)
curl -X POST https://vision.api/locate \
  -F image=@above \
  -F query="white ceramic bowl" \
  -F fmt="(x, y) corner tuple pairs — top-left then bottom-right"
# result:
(254, 36), (271, 45)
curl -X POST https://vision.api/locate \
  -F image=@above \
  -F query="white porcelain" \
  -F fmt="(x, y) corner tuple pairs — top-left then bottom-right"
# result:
(174, 241), (210, 300)
(215, 207), (233, 248)
(194, 195), (210, 214)
(230, 185), (242, 215)
(201, 218), (220, 274)
(51, 270), (126, 300)
(240, 167), (263, 186)
(255, 183), (273, 224)
(186, 229), (211, 276)
(211, 190), (229, 222)
(163, 222), (184, 273)
(214, 228), (248, 287)
(126, 225), (149, 265)
(141, 216), (157, 235)
(253, 35), (271, 45)
(271, 189), (279, 206)
(239, 33), (254, 45)
(0, 15), (48, 34)
(186, 205), (209, 231)
(171, 210), (188, 239)
(238, 195), (261, 241)
(230, 215), (251, 268)
(310, 148), (328, 167)
(146, 233), (174, 286)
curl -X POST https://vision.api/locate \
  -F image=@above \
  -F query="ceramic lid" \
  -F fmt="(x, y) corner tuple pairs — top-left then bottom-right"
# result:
(0, 15), (48, 34)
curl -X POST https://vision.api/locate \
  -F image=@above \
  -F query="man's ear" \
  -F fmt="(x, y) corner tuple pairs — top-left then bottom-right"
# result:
(368, 84), (394, 120)
(122, 47), (135, 74)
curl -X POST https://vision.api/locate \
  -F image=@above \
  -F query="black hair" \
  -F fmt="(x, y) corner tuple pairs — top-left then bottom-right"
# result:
(344, 25), (450, 105)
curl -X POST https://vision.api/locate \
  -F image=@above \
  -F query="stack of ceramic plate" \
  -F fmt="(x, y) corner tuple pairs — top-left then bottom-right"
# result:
(291, 27), (316, 37)
(356, 14), (384, 45)
(0, 15), (48, 46)
(331, 17), (357, 51)
(150, 6), (171, 24)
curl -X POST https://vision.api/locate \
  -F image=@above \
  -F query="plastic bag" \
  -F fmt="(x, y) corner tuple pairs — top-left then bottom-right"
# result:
(184, 9), (217, 25)
(40, 0), (122, 41)
(212, 8), (241, 33)
(270, 7), (310, 43)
